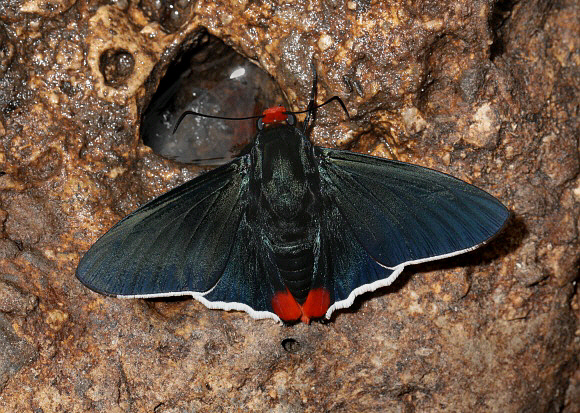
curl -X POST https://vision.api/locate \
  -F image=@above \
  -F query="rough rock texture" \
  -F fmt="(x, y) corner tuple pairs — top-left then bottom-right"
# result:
(0, 0), (578, 411)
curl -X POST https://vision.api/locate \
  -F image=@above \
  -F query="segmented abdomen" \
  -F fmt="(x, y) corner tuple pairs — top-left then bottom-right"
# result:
(273, 244), (314, 303)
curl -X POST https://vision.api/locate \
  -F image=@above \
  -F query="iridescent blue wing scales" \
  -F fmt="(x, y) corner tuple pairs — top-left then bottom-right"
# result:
(77, 155), (286, 321)
(316, 148), (509, 317)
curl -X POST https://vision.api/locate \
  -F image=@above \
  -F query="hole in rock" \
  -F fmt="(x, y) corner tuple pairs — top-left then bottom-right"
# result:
(281, 338), (301, 353)
(100, 48), (135, 87)
(142, 35), (286, 165)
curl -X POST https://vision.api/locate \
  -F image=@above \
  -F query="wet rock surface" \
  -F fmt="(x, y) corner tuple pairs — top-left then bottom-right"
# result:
(0, 0), (578, 411)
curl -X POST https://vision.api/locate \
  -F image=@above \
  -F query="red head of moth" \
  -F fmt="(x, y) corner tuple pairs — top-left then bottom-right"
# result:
(261, 106), (288, 125)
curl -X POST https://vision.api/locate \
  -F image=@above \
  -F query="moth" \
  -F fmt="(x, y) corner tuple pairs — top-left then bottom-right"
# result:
(76, 73), (509, 324)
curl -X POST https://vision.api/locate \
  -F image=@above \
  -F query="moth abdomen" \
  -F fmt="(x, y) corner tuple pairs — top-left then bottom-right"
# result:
(275, 248), (315, 303)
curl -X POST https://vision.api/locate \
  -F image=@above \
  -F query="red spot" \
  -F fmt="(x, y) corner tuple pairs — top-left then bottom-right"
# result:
(271, 289), (301, 322)
(301, 288), (331, 324)
(261, 106), (287, 124)
(271, 288), (331, 324)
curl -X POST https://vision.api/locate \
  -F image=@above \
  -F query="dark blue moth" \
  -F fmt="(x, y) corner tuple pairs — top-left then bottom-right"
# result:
(76, 86), (509, 323)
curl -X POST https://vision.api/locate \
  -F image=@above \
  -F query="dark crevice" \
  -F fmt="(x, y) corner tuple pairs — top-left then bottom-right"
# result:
(489, 0), (520, 60)
(281, 338), (301, 353)
(141, 33), (285, 164)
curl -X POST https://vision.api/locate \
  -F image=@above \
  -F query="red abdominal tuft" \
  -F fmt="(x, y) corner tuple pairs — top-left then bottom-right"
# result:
(272, 288), (331, 324)
(271, 289), (302, 322)
(301, 288), (331, 323)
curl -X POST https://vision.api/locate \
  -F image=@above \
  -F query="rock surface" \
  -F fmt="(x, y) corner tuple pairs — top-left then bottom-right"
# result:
(0, 0), (578, 411)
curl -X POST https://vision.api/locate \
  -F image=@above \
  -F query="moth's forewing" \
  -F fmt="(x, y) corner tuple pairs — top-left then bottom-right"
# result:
(316, 148), (509, 316)
(76, 159), (250, 298)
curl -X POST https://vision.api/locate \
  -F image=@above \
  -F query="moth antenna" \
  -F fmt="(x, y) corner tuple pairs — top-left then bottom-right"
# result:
(322, 96), (350, 119)
(286, 96), (349, 119)
(298, 64), (349, 133)
(173, 62), (350, 136)
(172, 110), (262, 134)
(302, 62), (318, 134)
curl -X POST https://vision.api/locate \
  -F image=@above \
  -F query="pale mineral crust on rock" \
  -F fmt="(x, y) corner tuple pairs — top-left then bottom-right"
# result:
(0, 0), (578, 411)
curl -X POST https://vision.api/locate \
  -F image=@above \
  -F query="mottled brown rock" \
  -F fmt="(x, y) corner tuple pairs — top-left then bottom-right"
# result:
(0, 0), (578, 411)
(0, 314), (38, 389)
(0, 280), (37, 315)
